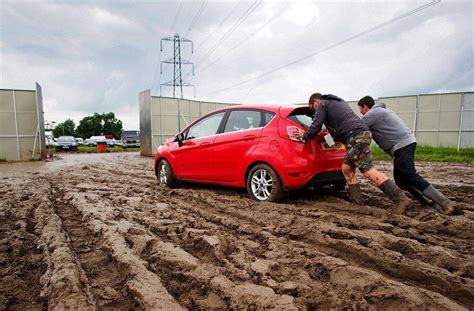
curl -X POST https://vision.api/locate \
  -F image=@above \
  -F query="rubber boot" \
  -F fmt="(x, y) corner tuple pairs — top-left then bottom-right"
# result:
(406, 186), (434, 206)
(348, 184), (364, 205)
(379, 180), (412, 215)
(422, 185), (458, 215)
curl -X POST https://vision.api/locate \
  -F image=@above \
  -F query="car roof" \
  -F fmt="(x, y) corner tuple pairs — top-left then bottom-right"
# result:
(179, 103), (309, 134)
(211, 103), (305, 115)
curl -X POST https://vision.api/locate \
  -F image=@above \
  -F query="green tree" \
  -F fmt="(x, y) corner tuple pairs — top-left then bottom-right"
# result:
(102, 112), (123, 139)
(76, 112), (123, 139)
(52, 119), (76, 137)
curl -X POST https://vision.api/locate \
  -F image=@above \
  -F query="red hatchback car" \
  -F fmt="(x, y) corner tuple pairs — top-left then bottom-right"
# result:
(154, 104), (346, 202)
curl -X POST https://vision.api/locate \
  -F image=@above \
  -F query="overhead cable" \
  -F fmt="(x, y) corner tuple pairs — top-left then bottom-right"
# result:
(201, 0), (441, 97)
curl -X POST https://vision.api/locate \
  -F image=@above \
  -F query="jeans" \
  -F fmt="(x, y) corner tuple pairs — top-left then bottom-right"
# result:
(393, 143), (430, 193)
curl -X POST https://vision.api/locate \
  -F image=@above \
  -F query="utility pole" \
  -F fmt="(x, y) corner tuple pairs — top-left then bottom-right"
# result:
(160, 33), (195, 98)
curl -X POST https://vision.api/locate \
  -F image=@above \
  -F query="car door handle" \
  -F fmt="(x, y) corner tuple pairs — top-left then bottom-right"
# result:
(243, 135), (256, 141)
(200, 142), (210, 146)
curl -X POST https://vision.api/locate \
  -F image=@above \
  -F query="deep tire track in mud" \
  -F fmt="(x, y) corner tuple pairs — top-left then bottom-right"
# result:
(0, 185), (47, 310)
(149, 189), (474, 307)
(1, 153), (473, 310)
(49, 182), (139, 310)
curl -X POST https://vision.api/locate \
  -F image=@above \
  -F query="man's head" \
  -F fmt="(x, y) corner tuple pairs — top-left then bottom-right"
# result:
(358, 95), (375, 115)
(308, 93), (322, 111)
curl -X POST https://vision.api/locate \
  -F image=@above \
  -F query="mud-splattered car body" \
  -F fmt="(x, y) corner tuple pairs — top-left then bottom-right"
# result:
(154, 104), (346, 202)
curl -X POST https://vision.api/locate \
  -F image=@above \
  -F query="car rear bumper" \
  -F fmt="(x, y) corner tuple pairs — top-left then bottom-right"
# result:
(123, 142), (140, 147)
(277, 154), (344, 190)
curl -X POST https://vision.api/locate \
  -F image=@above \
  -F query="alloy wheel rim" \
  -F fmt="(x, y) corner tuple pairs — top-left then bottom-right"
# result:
(159, 163), (167, 184)
(251, 169), (273, 200)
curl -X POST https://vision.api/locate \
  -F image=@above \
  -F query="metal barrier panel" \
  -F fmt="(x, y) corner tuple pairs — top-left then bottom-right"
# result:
(416, 94), (439, 146)
(397, 96), (417, 131)
(0, 90), (18, 161)
(438, 93), (462, 147)
(201, 102), (217, 115)
(36, 83), (46, 159)
(460, 93), (474, 148)
(139, 89), (152, 156)
(0, 88), (43, 161)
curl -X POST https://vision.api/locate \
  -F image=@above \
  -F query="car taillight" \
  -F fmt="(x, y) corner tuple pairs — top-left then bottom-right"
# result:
(286, 126), (305, 143)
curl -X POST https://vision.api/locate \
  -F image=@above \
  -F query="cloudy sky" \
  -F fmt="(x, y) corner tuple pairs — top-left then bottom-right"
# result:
(1, 0), (472, 129)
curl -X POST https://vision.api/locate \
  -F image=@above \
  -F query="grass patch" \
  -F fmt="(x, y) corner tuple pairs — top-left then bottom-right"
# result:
(371, 145), (474, 164)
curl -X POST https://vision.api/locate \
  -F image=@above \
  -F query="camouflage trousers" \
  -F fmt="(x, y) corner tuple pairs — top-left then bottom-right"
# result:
(343, 130), (374, 173)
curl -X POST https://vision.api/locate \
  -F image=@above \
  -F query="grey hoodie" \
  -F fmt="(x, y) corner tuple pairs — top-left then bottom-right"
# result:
(362, 103), (416, 156)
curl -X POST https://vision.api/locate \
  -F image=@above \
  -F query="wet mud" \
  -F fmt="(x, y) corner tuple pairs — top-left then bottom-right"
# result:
(1, 153), (473, 310)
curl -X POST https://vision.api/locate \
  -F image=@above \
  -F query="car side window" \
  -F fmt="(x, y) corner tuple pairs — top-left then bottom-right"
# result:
(224, 110), (262, 133)
(187, 112), (225, 139)
(263, 112), (275, 126)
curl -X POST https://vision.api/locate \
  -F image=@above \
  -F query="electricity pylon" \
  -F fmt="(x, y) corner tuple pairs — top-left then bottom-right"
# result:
(160, 33), (195, 98)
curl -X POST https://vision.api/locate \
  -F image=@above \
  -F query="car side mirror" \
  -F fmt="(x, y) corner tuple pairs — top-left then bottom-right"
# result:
(175, 133), (184, 147)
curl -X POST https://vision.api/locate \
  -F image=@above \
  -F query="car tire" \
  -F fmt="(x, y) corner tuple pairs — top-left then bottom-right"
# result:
(157, 159), (178, 188)
(247, 163), (285, 202)
(332, 181), (346, 192)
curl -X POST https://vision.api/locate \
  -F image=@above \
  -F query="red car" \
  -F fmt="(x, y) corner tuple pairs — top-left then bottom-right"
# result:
(154, 104), (346, 202)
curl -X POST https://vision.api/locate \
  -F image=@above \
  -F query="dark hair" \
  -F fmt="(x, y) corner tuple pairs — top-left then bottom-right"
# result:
(308, 93), (322, 104)
(358, 96), (375, 108)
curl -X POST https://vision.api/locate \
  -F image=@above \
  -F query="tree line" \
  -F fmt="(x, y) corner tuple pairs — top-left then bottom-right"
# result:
(51, 112), (123, 140)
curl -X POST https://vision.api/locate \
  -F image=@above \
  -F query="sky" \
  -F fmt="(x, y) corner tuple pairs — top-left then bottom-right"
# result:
(1, 0), (473, 130)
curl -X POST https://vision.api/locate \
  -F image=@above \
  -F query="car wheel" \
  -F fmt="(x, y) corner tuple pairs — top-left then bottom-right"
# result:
(247, 164), (285, 202)
(157, 159), (178, 188)
(332, 181), (346, 192)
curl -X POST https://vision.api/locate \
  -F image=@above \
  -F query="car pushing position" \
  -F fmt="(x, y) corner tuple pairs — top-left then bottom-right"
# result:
(154, 104), (346, 202)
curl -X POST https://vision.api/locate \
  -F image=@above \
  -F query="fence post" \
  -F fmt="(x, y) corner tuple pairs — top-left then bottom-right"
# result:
(457, 93), (465, 151)
(12, 90), (21, 161)
(414, 95), (419, 139)
(436, 94), (442, 147)
(159, 96), (163, 150)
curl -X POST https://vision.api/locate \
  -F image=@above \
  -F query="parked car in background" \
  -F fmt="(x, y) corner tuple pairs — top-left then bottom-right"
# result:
(105, 138), (116, 147)
(56, 136), (78, 150)
(153, 104), (346, 202)
(89, 136), (107, 145)
(45, 131), (55, 147)
(121, 130), (140, 148)
(83, 138), (96, 146)
(104, 135), (116, 147)
(75, 138), (84, 145)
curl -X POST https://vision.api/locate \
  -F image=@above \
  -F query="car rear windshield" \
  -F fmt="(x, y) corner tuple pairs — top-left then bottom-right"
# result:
(58, 136), (75, 142)
(287, 107), (314, 129)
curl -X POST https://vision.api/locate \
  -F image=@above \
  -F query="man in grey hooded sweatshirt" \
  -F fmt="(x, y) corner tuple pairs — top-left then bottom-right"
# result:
(358, 95), (457, 215)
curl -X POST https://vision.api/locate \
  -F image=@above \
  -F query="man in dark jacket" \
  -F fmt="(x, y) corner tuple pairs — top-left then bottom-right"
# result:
(358, 95), (457, 215)
(294, 93), (411, 213)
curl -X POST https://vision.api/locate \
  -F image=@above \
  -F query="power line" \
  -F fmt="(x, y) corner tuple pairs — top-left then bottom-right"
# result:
(169, 1), (185, 35)
(150, 42), (162, 93)
(202, 0), (441, 97)
(194, 1), (243, 53)
(180, 0), (261, 83)
(194, 0), (262, 70)
(196, 3), (289, 75)
(184, 0), (208, 38)
(179, 0), (262, 90)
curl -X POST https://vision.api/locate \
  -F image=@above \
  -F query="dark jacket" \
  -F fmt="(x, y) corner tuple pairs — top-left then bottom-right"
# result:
(303, 94), (368, 144)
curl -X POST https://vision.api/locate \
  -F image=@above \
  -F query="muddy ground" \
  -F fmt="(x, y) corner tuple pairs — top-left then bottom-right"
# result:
(1, 152), (473, 310)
